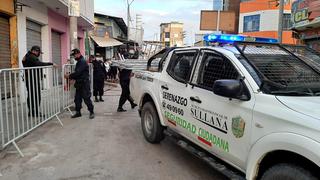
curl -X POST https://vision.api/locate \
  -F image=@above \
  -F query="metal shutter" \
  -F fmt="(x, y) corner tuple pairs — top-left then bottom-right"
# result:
(26, 20), (41, 59)
(51, 31), (61, 66)
(51, 31), (62, 84)
(0, 15), (12, 98)
(0, 15), (11, 69)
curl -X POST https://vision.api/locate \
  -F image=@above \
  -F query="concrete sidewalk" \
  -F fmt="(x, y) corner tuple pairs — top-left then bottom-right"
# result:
(0, 86), (226, 180)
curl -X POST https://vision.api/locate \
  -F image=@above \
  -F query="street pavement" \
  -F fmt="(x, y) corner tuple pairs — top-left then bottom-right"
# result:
(0, 86), (227, 180)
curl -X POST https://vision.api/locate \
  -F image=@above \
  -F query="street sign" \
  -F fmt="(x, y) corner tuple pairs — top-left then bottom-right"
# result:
(68, 0), (80, 17)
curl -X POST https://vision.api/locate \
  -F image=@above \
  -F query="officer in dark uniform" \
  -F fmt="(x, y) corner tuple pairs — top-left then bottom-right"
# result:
(22, 46), (55, 117)
(91, 55), (107, 102)
(65, 49), (94, 119)
(117, 67), (137, 112)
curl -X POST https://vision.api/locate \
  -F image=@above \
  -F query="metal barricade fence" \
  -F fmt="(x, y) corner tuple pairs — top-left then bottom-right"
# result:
(0, 66), (63, 157)
(62, 63), (93, 115)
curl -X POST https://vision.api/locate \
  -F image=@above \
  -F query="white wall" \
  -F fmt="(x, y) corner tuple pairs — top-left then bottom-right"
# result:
(17, 0), (49, 68)
(79, 0), (94, 25)
(239, 10), (291, 33)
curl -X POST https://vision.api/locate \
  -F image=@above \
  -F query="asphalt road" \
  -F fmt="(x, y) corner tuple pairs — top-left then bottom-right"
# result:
(0, 86), (227, 180)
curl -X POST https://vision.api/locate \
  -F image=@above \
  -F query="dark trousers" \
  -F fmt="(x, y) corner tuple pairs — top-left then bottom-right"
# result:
(93, 78), (104, 97)
(26, 81), (41, 116)
(118, 80), (134, 108)
(74, 81), (94, 113)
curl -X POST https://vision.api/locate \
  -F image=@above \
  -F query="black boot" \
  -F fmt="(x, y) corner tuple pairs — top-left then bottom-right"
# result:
(99, 96), (104, 102)
(117, 107), (127, 112)
(131, 103), (137, 109)
(89, 112), (95, 119)
(72, 112), (81, 118)
(95, 96), (99, 102)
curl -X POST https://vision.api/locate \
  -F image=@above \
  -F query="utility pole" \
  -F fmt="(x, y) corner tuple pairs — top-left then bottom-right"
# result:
(135, 14), (142, 45)
(215, 0), (224, 32)
(278, 0), (284, 43)
(127, 0), (135, 41)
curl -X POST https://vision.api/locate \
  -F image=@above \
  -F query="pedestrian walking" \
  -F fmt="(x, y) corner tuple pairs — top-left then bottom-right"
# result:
(22, 45), (56, 117)
(117, 67), (137, 112)
(92, 55), (107, 102)
(65, 48), (94, 119)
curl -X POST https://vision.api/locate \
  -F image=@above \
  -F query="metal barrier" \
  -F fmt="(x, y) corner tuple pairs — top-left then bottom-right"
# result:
(0, 66), (63, 157)
(62, 64), (76, 115)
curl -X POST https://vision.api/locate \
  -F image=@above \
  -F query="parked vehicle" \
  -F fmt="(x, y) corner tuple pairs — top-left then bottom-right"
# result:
(128, 34), (320, 180)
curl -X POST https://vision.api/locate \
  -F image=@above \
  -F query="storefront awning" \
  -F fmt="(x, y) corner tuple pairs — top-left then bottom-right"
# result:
(91, 36), (123, 47)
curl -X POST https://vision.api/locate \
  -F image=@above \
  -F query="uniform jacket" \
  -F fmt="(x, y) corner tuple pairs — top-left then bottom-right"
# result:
(92, 60), (107, 80)
(69, 56), (90, 84)
(22, 51), (53, 83)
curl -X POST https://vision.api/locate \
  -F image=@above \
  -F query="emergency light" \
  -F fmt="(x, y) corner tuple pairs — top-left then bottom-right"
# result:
(203, 34), (278, 44)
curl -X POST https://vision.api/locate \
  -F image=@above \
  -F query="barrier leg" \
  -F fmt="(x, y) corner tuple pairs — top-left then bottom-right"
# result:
(67, 107), (73, 116)
(55, 114), (63, 127)
(12, 141), (24, 157)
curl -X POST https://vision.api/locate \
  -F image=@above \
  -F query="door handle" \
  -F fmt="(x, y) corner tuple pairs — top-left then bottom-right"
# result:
(161, 85), (169, 90)
(190, 96), (202, 103)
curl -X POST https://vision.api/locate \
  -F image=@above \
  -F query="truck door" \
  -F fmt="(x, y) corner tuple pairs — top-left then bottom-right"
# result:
(187, 49), (254, 170)
(159, 49), (199, 139)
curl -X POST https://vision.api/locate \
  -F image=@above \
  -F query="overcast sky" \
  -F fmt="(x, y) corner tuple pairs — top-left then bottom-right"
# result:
(94, 0), (223, 45)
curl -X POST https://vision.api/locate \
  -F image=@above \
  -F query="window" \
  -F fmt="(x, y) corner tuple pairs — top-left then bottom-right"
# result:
(165, 32), (170, 38)
(196, 52), (239, 89)
(243, 15), (260, 32)
(283, 14), (292, 30)
(165, 42), (170, 47)
(167, 51), (197, 83)
(95, 25), (107, 37)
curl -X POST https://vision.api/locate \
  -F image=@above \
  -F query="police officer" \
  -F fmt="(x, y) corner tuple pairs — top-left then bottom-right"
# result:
(92, 55), (107, 102)
(117, 67), (137, 112)
(22, 46), (56, 117)
(65, 49), (94, 119)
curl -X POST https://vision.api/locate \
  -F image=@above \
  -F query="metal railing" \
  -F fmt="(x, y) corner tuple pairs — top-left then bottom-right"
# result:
(0, 66), (64, 157)
(0, 62), (94, 157)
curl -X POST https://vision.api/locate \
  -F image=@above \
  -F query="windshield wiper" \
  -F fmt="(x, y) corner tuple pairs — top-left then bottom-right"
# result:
(270, 90), (314, 96)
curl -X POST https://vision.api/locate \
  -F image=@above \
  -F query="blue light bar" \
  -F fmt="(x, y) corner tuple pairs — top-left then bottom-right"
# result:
(203, 34), (278, 44)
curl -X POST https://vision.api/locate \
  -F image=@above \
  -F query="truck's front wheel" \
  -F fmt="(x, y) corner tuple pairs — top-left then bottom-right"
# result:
(261, 163), (317, 180)
(141, 102), (164, 143)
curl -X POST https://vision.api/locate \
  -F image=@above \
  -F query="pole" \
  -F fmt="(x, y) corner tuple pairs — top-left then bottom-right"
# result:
(127, 0), (135, 41)
(216, 0), (223, 32)
(278, 0), (284, 43)
(70, 16), (78, 63)
(127, 0), (130, 40)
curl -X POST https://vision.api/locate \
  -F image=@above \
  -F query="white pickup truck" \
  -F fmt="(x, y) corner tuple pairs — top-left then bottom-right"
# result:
(129, 35), (320, 180)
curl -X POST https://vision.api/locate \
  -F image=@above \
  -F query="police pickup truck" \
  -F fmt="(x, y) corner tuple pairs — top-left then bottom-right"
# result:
(128, 34), (320, 180)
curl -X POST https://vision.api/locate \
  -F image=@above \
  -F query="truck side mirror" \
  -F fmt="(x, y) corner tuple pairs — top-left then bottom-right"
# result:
(213, 80), (250, 101)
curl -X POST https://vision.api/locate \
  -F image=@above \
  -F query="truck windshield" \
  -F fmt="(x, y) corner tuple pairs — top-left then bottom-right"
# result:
(236, 43), (320, 96)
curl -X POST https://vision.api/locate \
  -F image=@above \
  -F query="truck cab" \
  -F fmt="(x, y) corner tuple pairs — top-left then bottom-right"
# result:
(129, 34), (320, 180)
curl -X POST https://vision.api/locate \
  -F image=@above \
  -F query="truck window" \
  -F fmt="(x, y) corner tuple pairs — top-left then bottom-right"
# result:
(195, 52), (239, 90)
(237, 43), (320, 95)
(167, 51), (198, 83)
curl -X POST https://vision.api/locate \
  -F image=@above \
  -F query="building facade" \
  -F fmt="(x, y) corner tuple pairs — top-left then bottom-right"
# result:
(16, 0), (94, 68)
(291, 0), (320, 51)
(160, 22), (184, 47)
(91, 13), (127, 59)
(0, 0), (18, 69)
(239, 0), (297, 44)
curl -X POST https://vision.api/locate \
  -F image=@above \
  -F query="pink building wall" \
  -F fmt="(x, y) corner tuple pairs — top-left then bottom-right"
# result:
(48, 9), (86, 65)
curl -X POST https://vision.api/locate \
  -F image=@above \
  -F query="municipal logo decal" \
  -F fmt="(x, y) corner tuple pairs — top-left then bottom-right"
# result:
(232, 116), (246, 138)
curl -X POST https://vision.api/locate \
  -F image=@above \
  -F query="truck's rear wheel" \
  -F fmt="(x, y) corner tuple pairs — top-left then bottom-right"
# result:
(261, 163), (317, 180)
(141, 102), (164, 143)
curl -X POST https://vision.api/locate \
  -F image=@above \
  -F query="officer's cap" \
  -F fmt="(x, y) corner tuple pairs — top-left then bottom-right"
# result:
(70, 48), (81, 56)
(31, 46), (43, 54)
